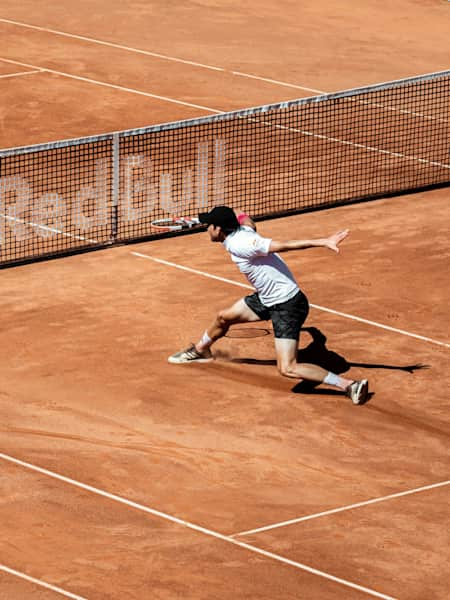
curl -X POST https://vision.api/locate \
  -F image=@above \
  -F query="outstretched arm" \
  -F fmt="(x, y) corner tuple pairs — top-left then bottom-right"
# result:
(269, 229), (349, 253)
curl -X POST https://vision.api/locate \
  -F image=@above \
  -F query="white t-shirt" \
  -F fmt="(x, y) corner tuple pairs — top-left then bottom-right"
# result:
(223, 226), (300, 306)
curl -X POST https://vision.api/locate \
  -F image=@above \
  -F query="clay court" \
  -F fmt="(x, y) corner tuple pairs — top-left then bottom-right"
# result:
(0, 1), (449, 599)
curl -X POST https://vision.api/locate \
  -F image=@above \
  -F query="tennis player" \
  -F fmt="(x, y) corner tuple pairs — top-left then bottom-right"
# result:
(168, 206), (369, 405)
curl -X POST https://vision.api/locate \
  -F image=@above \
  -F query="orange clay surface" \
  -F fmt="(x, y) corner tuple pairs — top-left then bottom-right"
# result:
(0, 1), (449, 599)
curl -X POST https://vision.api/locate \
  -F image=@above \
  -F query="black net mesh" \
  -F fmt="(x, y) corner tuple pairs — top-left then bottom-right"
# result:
(1, 71), (449, 266)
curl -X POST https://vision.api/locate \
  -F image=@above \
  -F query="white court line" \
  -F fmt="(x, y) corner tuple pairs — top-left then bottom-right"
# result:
(231, 70), (324, 93)
(0, 57), (221, 113)
(0, 17), (320, 94)
(1, 17), (447, 124)
(0, 57), (53, 71)
(0, 564), (87, 600)
(0, 213), (99, 244)
(2, 57), (448, 172)
(255, 118), (450, 169)
(232, 480), (450, 537)
(131, 252), (450, 349)
(0, 452), (396, 600)
(0, 69), (42, 79)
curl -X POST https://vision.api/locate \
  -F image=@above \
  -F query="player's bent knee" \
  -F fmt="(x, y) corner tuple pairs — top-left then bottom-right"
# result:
(278, 362), (297, 378)
(217, 307), (243, 326)
(216, 310), (233, 328)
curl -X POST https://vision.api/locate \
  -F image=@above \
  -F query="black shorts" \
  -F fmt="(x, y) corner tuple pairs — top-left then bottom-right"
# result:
(244, 290), (309, 340)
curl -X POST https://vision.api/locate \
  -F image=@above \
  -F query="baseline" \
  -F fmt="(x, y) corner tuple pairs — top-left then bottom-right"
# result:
(0, 452), (396, 600)
(131, 251), (450, 349)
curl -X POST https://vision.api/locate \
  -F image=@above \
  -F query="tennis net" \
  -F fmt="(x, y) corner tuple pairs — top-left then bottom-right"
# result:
(1, 69), (449, 267)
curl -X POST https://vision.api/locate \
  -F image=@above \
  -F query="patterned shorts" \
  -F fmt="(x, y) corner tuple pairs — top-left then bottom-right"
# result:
(244, 290), (309, 340)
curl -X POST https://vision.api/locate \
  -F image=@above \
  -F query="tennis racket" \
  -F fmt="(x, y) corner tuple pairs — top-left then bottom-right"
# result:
(150, 216), (202, 231)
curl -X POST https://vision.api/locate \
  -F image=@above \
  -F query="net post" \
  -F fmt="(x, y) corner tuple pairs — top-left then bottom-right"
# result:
(111, 132), (120, 240)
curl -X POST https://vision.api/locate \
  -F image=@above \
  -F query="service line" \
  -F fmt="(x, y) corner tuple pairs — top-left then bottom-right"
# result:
(0, 452), (397, 600)
(131, 252), (450, 349)
(0, 57), (220, 113)
(232, 479), (450, 537)
(0, 69), (43, 79)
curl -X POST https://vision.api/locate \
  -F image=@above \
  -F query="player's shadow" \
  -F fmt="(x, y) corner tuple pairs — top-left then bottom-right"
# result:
(232, 326), (429, 401)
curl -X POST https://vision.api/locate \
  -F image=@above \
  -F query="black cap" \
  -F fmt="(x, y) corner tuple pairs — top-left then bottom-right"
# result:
(198, 206), (239, 230)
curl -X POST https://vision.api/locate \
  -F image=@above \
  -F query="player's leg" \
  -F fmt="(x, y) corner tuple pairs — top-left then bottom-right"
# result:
(168, 295), (264, 364)
(275, 338), (332, 381)
(274, 338), (368, 404)
(271, 291), (368, 404)
(195, 296), (262, 352)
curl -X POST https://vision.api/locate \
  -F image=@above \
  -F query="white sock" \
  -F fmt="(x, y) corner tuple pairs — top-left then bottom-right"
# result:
(323, 371), (347, 389)
(198, 331), (213, 350)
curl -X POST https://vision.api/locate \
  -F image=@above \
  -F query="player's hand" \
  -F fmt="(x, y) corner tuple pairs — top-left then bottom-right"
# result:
(325, 229), (349, 253)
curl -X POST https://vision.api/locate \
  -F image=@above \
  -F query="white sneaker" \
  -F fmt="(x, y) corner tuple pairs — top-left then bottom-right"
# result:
(346, 379), (369, 405)
(168, 343), (213, 364)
